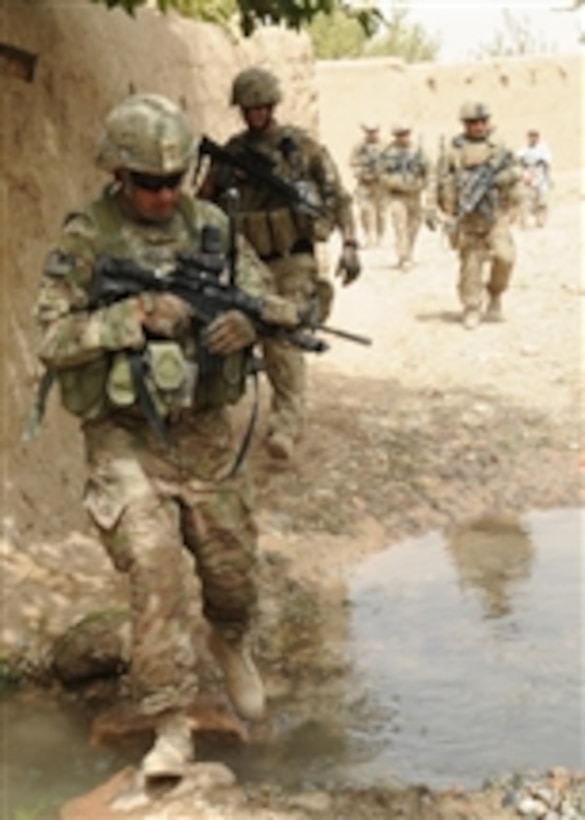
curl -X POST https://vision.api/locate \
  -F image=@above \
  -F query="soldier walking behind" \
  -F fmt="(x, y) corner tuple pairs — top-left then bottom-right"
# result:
(433, 102), (522, 329)
(380, 123), (431, 271)
(199, 67), (361, 461)
(349, 120), (387, 248)
(32, 93), (303, 785)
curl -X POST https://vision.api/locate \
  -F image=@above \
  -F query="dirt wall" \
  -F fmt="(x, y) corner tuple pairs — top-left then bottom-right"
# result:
(0, 2), (316, 542)
(1, 3), (582, 545)
(316, 54), (582, 188)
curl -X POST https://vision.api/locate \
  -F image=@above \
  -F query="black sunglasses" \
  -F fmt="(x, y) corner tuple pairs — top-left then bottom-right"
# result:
(128, 170), (185, 192)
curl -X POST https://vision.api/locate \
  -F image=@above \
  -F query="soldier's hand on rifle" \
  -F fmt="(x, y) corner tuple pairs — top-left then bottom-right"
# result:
(136, 293), (194, 338)
(335, 241), (361, 286)
(260, 294), (300, 328)
(203, 310), (257, 355)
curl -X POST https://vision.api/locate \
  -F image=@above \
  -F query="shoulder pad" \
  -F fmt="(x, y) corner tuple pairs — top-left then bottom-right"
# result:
(43, 249), (75, 277)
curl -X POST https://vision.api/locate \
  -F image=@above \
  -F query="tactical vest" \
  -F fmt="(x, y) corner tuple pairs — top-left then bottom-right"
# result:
(54, 189), (247, 427)
(224, 128), (334, 258)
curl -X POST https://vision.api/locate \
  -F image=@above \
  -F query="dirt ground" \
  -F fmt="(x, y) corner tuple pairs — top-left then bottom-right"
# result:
(2, 172), (582, 819)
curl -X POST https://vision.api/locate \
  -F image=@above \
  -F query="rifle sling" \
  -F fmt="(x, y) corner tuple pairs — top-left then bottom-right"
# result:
(127, 350), (170, 446)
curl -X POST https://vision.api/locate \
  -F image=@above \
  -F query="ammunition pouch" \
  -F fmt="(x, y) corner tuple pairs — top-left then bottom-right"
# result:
(57, 357), (110, 419)
(196, 350), (248, 407)
(107, 342), (197, 417)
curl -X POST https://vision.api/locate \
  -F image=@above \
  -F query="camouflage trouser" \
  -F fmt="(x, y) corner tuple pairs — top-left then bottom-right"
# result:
(262, 251), (319, 440)
(456, 216), (515, 311)
(355, 181), (387, 246)
(82, 409), (258, 717)
(388, 192), (422, 263)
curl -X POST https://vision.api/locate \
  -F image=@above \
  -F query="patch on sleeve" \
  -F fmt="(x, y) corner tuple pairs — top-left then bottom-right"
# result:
(43, 249), (75, 277)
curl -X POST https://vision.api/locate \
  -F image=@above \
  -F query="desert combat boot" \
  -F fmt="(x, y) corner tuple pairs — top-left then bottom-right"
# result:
(462, 307), (481, 330)
(484, 293), (504, 322)
(141, 709), (193, 782)
(208, 629), (266, 721)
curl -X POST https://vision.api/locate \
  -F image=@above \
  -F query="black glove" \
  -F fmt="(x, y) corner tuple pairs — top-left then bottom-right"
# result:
(335, 241), (361, 286)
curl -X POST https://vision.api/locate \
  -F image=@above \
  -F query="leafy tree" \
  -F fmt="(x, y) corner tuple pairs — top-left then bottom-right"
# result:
(308, 4), (439, 62)
(91, 0), (382, 36)
(308, 9), (367, 59)
(472, 10), (557, 58)
(365, 7), (439, 62)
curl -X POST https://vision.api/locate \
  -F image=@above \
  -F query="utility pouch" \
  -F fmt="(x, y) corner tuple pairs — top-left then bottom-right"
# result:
(237, 211), (273, 259)
(58, 357), (109, 419)
(107, 342), (196, 414)
(268, 207), (299, 254)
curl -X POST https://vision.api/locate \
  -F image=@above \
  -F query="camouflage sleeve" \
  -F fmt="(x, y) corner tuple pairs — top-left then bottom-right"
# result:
(34, 212), (145, 370)
(310, 140), (356, 238)
(493, 148), (523, 189)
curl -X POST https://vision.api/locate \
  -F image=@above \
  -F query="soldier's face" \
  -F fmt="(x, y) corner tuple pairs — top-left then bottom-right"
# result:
(364, 129), (379, 142)
(120, 169), (185, 222)
(464, 118), (489, 140)
(242, 105), (273, 133)
(394, 131), (411, 147)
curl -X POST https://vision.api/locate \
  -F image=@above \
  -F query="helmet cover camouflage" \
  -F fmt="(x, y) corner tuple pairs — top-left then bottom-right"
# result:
(392, 121), (412, 135)
(96, 93), (195, 174)
(230, 67), (282, 108)
(459, 101), (491, 121)
(361, 118), (379, 132)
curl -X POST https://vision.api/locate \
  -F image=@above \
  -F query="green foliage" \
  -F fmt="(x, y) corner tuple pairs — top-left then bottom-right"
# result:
(309, 8), (367, 59)
(89, 0), (382, 36)
(365, 7), (440, 62)
(472, 10), (557, 58)
(309, 4), (439, 62)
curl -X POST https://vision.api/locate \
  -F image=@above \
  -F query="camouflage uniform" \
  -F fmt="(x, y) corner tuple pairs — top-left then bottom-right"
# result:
(380, 125), (430, 270)
(34, 96), (269, 723)
(349, 124), (387, 247)
(434, 102), (522, 327)
(201, 68), (358, 455)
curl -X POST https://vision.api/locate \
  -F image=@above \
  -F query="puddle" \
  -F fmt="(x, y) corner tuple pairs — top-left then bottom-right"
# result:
(1, 508), (582, 814)
(345, 507), (583, 789)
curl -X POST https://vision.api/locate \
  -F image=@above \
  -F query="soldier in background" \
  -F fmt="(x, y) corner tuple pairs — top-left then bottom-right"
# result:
(200, 67), (360, 462)
(433, 102), (522, 329)
(516, 128), (553, 229)
(380, 123), (431, 271)
(349, 120), (387, 248)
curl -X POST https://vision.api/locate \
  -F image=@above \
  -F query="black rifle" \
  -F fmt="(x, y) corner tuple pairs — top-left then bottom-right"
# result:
(198, 135), (325, 218)
(456, 150), (513, 223)
(90, 250), (371, 353)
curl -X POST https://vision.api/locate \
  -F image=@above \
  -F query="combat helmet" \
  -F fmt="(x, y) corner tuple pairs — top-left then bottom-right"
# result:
(361, 118), (379, 132)
(96, 93), (195, 174)
(392, 121), (412, 135)
(459, 101), (491, 121)
(230, 67), (282, 108)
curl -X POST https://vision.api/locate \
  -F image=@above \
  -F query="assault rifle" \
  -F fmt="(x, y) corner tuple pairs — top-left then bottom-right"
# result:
(456, 150), (513, 223)
(198, 135), (325, 218)
(90, 248), (371, 354)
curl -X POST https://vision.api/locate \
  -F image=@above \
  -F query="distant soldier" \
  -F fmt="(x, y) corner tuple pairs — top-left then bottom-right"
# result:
(516, 128), (553, 229)
(380, 122), (431, 271)
(434, 102), (522, 329)
(349, 120), (387, 248)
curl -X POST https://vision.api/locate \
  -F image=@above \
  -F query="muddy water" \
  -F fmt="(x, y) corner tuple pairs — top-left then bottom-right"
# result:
(1, 508), (582, 815)
(344, 507), (583, 789)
